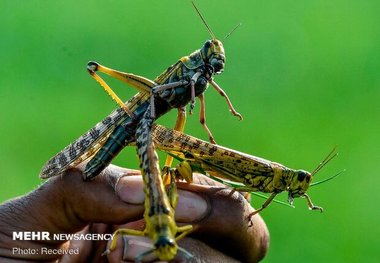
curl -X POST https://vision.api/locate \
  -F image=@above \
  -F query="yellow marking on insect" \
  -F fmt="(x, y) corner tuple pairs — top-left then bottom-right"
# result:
(88, 67), (135, 118)
(150, 124), (340, 217)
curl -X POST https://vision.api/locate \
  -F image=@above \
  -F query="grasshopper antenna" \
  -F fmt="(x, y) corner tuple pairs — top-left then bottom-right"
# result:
(311, 146), (338, 177)
(311, 169), (345, 187)
(192, 1), (216, 40)
(224, 23), (242, 40)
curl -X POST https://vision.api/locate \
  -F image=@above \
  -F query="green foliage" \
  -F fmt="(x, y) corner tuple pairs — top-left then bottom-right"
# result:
(1, 0), (378, 261)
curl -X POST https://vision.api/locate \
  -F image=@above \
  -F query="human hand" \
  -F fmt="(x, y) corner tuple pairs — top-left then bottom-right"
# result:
(0, 164), (269, 262)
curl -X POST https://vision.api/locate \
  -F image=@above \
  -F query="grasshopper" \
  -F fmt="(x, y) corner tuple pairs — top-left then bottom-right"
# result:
(150, 124), (340, 218)
(40, 1), (242, 180)
(40, 2), (241, 261)
(101, 105), (194, 262)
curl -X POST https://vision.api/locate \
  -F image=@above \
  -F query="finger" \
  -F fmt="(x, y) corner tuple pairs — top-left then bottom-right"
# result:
(76, 162), (140, 178)
(111, 170), (268, 262)
(115, 176), (209, 223)
(108, 236), (157, 263)
(60, 226), (94, 263)
(106, 235), (129, 263)
(51, 168), (144, 232)
(106, 235), (240, 263)
(192, 172), (227, 187)
(178, 238), (240, 263)
(177, 181), (269, 263)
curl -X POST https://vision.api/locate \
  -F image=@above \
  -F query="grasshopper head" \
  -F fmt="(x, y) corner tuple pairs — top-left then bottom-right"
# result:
(287, 148), (338, 212)
(201, 39), (226, 74)
(288, 170), (313, 200)
(191, 2), (226, 74)
(287, 170), (323, 212)
(154, 235), (177, 261)
(150, 214), (178, 261)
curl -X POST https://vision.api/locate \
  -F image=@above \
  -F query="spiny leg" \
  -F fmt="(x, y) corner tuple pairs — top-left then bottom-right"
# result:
(209, 79), (243, 120)
(87, 62), (136, 118)
(199, 93), (216, 144)
(87, 61), (162, 118)
(247, 192), (278, 225)
(87, 61), (154, 93)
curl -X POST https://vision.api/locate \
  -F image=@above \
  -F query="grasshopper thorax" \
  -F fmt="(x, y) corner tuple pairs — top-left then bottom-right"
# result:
(201, 39), (226, 74)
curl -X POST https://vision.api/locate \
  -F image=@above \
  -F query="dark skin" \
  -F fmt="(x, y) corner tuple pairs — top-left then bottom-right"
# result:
(0, 165), (269, 262)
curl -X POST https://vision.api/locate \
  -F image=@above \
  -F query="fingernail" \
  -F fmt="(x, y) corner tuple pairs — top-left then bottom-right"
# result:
(122, 236), (157, 262)
(116, 177), (208, 222)
(175, 190), (208, 222)
(116, 176), (145, 204)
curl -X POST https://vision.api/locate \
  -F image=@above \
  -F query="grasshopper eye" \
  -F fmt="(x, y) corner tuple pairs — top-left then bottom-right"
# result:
(297, 170), (308, 182)
(204, 40), (211, 48)
(297, 170), (312, 183)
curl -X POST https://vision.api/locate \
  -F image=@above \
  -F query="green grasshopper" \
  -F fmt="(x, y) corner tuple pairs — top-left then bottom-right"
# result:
(40, 2), (241, 261)
(150, 124), (340, 218)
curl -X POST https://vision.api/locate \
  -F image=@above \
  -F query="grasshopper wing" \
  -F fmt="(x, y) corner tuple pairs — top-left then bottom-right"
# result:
(40, 107), (127, 178)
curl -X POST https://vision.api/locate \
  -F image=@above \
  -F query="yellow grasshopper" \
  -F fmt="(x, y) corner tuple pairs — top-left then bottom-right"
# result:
(150, 124), (340, 219)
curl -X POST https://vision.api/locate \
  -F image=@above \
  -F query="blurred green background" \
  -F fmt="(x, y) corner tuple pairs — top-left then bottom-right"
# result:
(1, 0), (379, 262)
